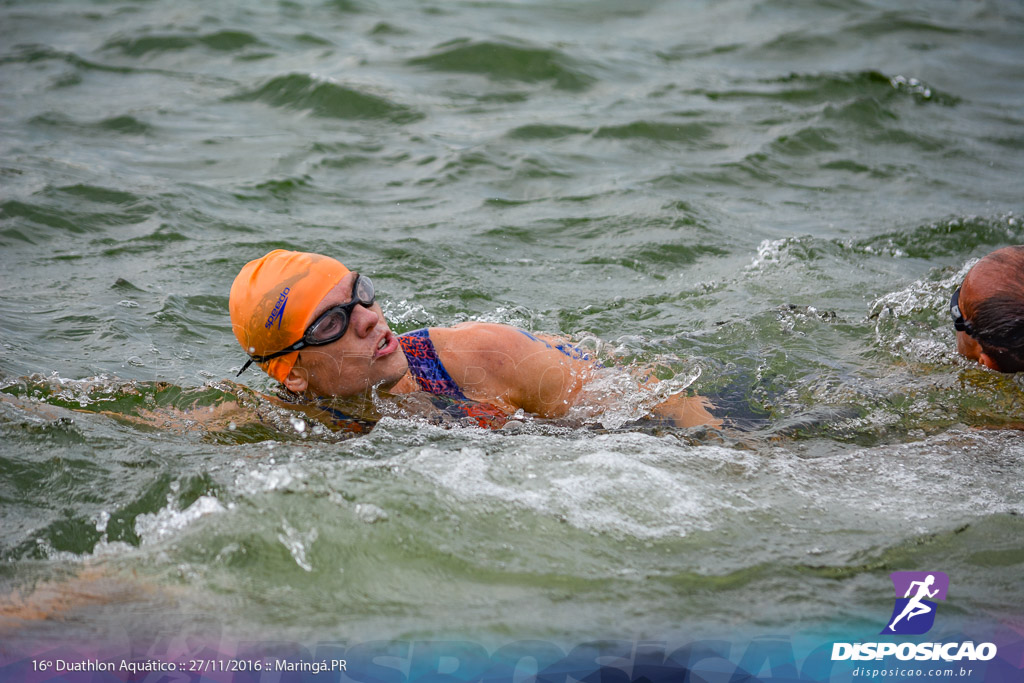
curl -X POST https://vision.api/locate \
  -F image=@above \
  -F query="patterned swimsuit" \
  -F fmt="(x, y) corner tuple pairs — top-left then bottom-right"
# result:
(395, 328), (470, 399)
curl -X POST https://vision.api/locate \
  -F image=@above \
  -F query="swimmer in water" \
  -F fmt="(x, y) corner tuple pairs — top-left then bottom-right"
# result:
(229, 249), (720, 430)
(950, 245), (1024, 373)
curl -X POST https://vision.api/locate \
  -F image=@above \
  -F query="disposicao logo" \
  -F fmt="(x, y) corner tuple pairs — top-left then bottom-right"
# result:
(266, 287), (290, 329)
(831, 571), (997, 663)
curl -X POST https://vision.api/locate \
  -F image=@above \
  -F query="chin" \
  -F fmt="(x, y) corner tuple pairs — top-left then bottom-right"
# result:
(375, 362), (409, 392)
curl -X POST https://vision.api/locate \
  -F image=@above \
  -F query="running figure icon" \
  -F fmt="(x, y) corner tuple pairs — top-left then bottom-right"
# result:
(882, 571), (948, 635)
(888, 574), (939, 631)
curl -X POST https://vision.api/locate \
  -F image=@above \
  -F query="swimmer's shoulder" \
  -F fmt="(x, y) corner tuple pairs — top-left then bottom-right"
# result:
(428, 322), (524, 355)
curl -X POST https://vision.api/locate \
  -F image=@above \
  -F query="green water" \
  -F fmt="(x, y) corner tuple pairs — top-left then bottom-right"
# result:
(1, 0), (1023, 650)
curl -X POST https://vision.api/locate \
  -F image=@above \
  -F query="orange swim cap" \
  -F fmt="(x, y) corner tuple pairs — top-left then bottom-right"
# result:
(229, 250), (350, 382)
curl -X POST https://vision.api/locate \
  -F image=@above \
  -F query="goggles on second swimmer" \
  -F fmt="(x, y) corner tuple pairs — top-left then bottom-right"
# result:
(949, 285), (975, 337)
(237, 274), (375, 376)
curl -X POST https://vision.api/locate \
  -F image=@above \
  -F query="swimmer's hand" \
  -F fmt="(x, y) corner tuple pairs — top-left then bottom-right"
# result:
(649, 393), (723, 429)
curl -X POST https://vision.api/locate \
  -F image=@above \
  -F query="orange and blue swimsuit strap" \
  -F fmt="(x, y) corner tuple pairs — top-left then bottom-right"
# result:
(396, 328), (468, 399)
(517, 329), (598, 364)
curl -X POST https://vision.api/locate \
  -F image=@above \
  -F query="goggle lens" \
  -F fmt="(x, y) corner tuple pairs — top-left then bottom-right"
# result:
(307, 310), (348, 342)
(305, 275), (375, 344)
(354, 274), (374, 304)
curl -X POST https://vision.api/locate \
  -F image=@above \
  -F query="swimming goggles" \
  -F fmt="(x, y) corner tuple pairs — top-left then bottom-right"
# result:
(237, 274), (375, 376)
(949, 285), (974, 337)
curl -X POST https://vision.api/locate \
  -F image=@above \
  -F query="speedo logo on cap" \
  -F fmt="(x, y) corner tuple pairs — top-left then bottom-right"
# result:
(265, 287), (290, 329)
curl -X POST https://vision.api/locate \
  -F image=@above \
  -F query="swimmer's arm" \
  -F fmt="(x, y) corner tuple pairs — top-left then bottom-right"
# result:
(507, 330), (596, 417)
(512, 347), (720, 428)
(0, 383), (261, 435)
(101, 399), (256, 433)
(438, 324), (721, 426)
(573, 373), (721, 429)
(111, 393), (347, 434)
(434, 323), (595, 418)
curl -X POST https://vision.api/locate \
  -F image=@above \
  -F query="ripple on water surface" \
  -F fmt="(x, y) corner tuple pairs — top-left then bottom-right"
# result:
(406, 39), (596, 91)
(228, 73), (423, 123)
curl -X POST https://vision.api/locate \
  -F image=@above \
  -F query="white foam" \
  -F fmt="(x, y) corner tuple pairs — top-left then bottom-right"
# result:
(402, 435), (746, 540)
(381, 299), (435, 326)
(747, 237), (800, 271)
(235, 463), (301, 495)
(134, 495), (226, 546)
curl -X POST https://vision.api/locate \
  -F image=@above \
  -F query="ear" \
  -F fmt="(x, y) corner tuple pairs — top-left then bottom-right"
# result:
(978, 352), (1001, 371)
(283, 364), (309, 393)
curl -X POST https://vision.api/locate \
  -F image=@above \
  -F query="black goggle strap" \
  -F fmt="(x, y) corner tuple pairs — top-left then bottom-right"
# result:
(236, 340), (307, 377)
(950, 286), (975, 336)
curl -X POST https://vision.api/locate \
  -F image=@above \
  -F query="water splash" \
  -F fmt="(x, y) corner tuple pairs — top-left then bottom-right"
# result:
(868, 260), (973, 365)
(278, 519), (318, 572)
(134, 496), (226, 547)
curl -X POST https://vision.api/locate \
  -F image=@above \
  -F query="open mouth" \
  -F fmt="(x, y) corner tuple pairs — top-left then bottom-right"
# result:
(374, 330), (398, 359)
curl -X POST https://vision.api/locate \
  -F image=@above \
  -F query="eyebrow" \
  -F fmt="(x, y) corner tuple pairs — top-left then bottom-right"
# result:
(310, 272), (359, 321)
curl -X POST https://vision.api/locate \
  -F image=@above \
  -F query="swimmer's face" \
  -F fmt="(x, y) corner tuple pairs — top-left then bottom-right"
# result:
(284, 272), (408, 397)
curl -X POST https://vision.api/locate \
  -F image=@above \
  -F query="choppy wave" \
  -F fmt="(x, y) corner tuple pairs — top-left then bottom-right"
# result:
(593, 121), (721, 148)
(29, 112), (155, 135)
(102, 30), (267, 57)
(739, 216), (1022, 276)
(407, 39), (595, 90)
(0, 188), (156, 247)
(692, 71), (949, 105)
(228, 73), (423, 123)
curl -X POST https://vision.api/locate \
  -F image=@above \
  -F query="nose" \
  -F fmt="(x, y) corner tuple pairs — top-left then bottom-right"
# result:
(350, 302), (379, 338)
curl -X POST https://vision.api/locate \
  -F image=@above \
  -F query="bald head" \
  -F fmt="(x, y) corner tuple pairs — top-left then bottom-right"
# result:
(954, 246), (1024, 372)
